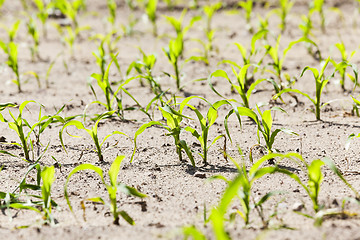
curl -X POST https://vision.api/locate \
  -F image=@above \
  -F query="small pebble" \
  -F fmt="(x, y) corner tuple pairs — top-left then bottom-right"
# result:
(292, 202), (304, 211)
(194, 171), (206, 179)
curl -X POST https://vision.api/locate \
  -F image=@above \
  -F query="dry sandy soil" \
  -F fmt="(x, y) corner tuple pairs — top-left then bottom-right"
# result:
(1, 0), (360, 239)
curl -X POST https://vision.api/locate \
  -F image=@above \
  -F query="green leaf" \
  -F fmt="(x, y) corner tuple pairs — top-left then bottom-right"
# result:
(119, 210), (135, 225)
(179, 140), (196, 167)
(118, 184), (147, 198)
(109, 155), (125, 187)
(64, 164), (105, 214)
(131, 121), (163, 162)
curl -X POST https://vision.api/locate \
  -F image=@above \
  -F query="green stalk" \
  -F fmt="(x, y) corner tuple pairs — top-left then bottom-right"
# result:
(18, 126), (30, 161)
(174, 60), (180, 90)
(174, 134), (182, 162)
(105, 86), (111, 111)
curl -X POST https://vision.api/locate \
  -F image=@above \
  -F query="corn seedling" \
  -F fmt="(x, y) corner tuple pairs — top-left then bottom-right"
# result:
(0, 40), (21, 92)
(331, 42), (358, 92)
(89, 54), (148, 119)
(309, 0), (325, 33)
(107, 0), (117, 27)
(188, 34), (213, 66)
(299, 13), (314, 40)
(132, 101), (196, 166)
(0, 21), (22, 92)
(59, 111), (129, 163)
(33, 0), (53, 38)
(164, 9), (201, 55)
(127, 49), (164, 96)
(278, 156), (360, 219)
(163, 35), (183, 91)
(265, 35), (320, 89)
(208, 65), (266, 109)
(239, 0), (253, 33)
(123, 13), (140, 36)
(256, 13), (270, 35)
(210, 153), (300, 228)
(181, 96), (229, 165)
(64, 155), (147, 225)
(351, 96), (360, 117)
(90, 32), (122, 76)
(298, 13), (323, 61)
(189, 0), (198, 9)
(121, 2), (140, 36)
(55, 0), (83, 28)
(238, 106), (297, 159)
(268, 0), (294, 33)
(203, 2), (221, 35)
(0, 101), (66, 163)
(6, 165), (58, 226)
(54, 24), (90, 56)
(0, 20), (21, 42)
(26, 15), (40, 62)
(274, 57), (333, 120)
(215, 30), (267, 90)
(145, 0), (158, 37)
(45, 52), (61, 88)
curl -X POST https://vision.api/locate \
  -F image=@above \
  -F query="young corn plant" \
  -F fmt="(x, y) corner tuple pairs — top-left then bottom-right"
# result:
(269, 0), (294, 33)
(239, 0), (253, 33)
(164, 9), (201, 55)
(208, 65), (266, 109)
(33, 0), (53, 38)
(7, 165), (58, 226)
(0, 40), (21, 92)
(235, 29), (268, 65)
(64, 155), (147, 225)
(26, 15), (40, 62)
(163, 35), (183, 91)
(256, 13), (270, 35)
(216, 29), (267, 88)
(265, 35), (320, 89)
(131, 101), (196, 166)
(351, 96), (360, 117)
(0, 20), (22, 92)
(180, 96), (229, 165)
(127, 49), (164, 96)
(90, 32), (122, 76)
(309, 0), (325, 33)
(200, 2), (221, 54)
(55, 0), (82, 28)
(59, 111), (129, 163)
(188, 34), (213, 66)
(56, 24), (90, 56)
(121, 1), (140, 36)
(89, 54), (148, 119)
(203, 2), (222, 36)
(0, 101), (66, 163)
(278, 156), (360, 224)
(107, 0), (117, 28)
(210, 152), (301, 228)
(331, 42), (358, 92)
(298, 13), (323, 61)
(274, 57), (333, 120)
(234, 106), (297, 160)
(145, 0), (158, 37)
(1, 20), (21, 42)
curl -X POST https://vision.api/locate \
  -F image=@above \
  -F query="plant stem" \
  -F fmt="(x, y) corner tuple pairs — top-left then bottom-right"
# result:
(174, 60), (180, 90)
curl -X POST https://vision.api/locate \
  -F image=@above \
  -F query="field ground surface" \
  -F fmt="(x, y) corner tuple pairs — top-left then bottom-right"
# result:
(1, 0), (360, 239)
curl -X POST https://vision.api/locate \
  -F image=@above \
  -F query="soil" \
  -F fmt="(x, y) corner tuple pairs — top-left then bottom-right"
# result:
(1, 0), (360, 239)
